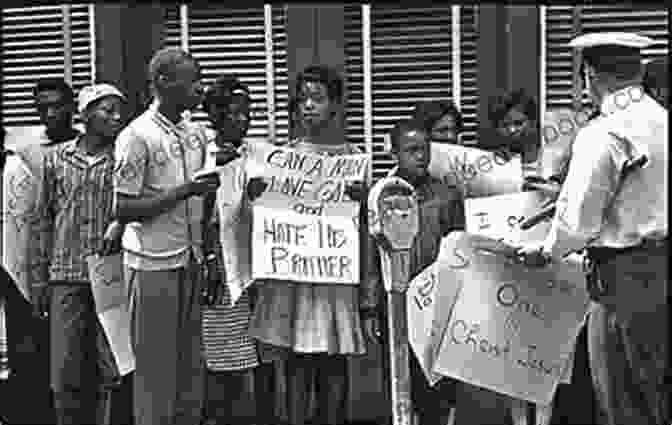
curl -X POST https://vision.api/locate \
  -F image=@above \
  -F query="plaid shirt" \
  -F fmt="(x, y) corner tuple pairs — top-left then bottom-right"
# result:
(31, 138), (116, 283)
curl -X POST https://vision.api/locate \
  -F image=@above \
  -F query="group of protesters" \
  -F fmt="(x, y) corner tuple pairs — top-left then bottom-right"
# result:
(0, 29), (669, 425)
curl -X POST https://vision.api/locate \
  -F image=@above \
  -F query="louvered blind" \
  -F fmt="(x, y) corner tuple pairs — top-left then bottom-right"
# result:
(544, 5), (669, 111)
(344, 5), (365, 154)
(1, 4), (93, 128)
(368, 6), (453, 179)
(162, 5), (288, 143)
(459, 5), (479, 146)
(345, 6), (480, 180)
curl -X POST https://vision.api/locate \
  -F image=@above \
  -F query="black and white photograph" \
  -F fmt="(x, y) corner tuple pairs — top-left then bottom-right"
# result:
(0, 4), (668, 425)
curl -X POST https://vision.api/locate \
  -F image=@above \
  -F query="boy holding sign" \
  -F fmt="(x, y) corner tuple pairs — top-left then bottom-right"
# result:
(369, 119), (466, 425)
(242, 65), (379, 425)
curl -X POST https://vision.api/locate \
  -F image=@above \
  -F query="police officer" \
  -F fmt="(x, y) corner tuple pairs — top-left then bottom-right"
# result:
(519, 32), (668, 425)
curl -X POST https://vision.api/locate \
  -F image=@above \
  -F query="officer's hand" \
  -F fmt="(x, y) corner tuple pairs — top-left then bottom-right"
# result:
(345, 181), (368, 202)
(31, 284), (51, 319)
(516, 244), (550, 267)
(246, 177), (268, 202)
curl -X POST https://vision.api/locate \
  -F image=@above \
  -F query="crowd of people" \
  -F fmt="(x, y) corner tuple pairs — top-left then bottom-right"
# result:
(0, 30), (668, 425)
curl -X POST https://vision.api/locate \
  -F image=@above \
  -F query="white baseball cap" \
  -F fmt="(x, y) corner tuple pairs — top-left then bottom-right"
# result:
(569, 32), (655, 49)
(78, 83), (126, 113)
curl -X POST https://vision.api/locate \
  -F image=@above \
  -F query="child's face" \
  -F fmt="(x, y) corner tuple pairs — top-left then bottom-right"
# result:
(396, 129), (430, 180)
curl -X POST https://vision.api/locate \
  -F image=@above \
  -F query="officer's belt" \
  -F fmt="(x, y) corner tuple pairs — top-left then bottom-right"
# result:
(586, 238), (668, 263)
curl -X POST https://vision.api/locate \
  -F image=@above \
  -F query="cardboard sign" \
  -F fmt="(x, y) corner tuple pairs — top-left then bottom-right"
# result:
(407, 254), (463, 386)
(465, 191), (554, 247)
(2, 154), (40, 300)
(428, 143), (524, 198)
(87, 254), (135, 376)
(465, 191), (579, 385)
(252, 197), (360, 284)
(248, 142), (369, 284)
(432, 232), (590, 405)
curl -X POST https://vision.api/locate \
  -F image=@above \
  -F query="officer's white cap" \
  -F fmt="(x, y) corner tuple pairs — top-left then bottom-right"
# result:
(569, 32), (655, 49)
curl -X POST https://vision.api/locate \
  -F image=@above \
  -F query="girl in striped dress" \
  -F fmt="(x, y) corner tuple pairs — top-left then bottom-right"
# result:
(200, 75), (260, 425)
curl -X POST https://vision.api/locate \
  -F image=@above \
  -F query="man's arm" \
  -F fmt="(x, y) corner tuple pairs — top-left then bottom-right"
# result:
(112, 128), (218, 223)
(543, 129), (618, 259)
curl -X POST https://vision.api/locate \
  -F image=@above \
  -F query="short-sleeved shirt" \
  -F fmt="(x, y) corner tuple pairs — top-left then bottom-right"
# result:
(114, 104), (208, 271)
(544, 86), (668, 258)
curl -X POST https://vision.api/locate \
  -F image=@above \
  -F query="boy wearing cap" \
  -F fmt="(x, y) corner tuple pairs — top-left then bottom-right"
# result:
(29, 83), (127, 425)
(518, 32), (669, 425)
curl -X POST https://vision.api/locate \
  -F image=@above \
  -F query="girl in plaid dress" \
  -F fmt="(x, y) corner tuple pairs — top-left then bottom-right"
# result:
(200, 76), (260, 425)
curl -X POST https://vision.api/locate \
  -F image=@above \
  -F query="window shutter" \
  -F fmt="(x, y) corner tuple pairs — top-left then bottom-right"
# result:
(271, 5), (289, 144)
(162, 5), (287, 143)
(344, 5), (365, 154)
(459, 5), (479, 146)
(544, 5), (669, 111)
(1, 4), (93, 128)
(367, 5), (454, 179)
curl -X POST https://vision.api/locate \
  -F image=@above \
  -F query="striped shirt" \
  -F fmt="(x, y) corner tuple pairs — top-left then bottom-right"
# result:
(31, 138), (116, 283)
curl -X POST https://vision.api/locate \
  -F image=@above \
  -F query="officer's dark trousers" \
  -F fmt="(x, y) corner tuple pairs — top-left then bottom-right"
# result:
(587, 244), (668, 425)
(50, 283), (119, 425)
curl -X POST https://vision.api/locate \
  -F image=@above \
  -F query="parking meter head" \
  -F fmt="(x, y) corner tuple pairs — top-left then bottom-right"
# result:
(368, 176), (419, 251)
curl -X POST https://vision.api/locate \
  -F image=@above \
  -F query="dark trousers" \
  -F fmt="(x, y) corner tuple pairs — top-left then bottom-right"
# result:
(1, 268), (54, 424)
(284, 353), (348, 425)
(587, 245), (668, 425)
(50, 283), (119, 425)
(127, 264), (205, 425)
(549, 324), (596, 425)
(109, 372), (134, 425)
(203, 369), (256, 425)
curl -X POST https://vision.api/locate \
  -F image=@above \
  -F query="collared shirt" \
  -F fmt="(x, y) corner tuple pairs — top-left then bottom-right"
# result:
(544, 86), (668, 258)
(114, 104), (208, 271)
(31, 138), (116, 283)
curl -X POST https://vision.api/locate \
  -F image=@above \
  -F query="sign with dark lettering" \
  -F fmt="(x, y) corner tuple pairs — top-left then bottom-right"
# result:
(248, 142), (369, 284)
(431, 232), (590, 405)
(465, 191), (554, 246)
(428, 143), (524, 198)
(407, 259), (462, 386)
(2, 154), (40, 300)
(86, 254), (135, 375)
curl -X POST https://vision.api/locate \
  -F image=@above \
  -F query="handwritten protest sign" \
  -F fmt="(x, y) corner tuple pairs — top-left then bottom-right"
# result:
(2, 154), (40, 300)
(465, 191), (554, 246)
(406, 257), (462, 386)
(428, 143), (523, 198)
(247, 142), (369, 284)
(431, 232), (590, 405)
(465, 191), (579, 385)
(87, 254), (135, 376)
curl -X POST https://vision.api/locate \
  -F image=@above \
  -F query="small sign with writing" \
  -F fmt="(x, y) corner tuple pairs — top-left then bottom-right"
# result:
(465, 191), (554, 246)
(428, 143), (523, 198)
(252, 198), (360, 284)
(2, 154), (40, 301)
(86, 254), (135, 376)
(407, 260), (462, 386)
(248, 142), (369, 284)
(431, 232), (590, 405)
